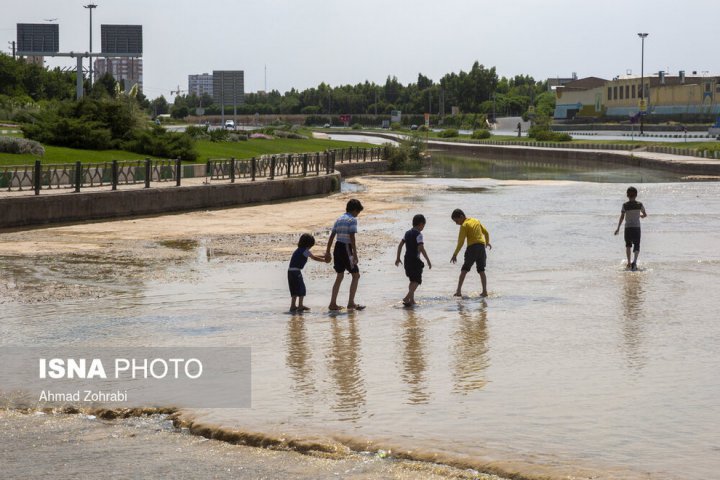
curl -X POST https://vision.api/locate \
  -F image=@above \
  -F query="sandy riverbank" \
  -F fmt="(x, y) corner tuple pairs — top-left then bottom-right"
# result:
(0, 176), (437, 304)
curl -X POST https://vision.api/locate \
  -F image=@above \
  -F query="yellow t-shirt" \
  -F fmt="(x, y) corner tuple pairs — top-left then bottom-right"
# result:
(453, 217), (488, 256)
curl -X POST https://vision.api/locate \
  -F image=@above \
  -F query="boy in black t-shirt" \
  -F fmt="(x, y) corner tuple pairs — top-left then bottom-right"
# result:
(614, 186), (647, 271)
(395, 214), (432, 306)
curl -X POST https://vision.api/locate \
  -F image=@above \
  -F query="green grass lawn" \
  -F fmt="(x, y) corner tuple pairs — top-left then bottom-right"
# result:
(196, 137), (373, 160)
(0, 136), (376, 166)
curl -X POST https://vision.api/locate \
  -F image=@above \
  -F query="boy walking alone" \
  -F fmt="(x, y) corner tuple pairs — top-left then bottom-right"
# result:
(450, 209), (492, 297)
(326, 199), (365, 311)
(614, 186), (647, 271)
(395, 214), (432, 306)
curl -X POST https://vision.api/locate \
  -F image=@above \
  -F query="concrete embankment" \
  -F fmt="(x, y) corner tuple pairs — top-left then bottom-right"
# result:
(331, 131), (720, 177)
(0, 160), (388, 229)
(430, 142), (720, 176)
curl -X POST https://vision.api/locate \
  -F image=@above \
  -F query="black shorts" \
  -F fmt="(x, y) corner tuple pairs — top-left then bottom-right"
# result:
(333, 242), (359, 274)
(404, 256), (424, 284)
(461, 243), (487, 272)
(624, 227), (641, 252)
(288, 270), (306, 297)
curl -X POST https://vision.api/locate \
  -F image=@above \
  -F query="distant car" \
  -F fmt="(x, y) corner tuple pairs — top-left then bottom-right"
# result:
(154, 119), (161, 125)
(410, 124), (418, 130)
(323, 123), (331, 128)
(224, 120), (236, 130)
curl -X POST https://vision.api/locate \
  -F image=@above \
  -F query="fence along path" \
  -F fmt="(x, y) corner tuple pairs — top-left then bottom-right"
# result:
(0, 147), (385, 196)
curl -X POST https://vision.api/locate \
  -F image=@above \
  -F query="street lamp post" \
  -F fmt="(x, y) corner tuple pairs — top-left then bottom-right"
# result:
(84, 4), (97, 84)
(638, 32), (648, 135)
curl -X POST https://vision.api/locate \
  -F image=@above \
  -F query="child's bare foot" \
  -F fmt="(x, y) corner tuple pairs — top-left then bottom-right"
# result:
(402, 300), (412, 307)
(328, 304), (343, 311)
(480, 291), (488, 297)
(299, 306), (311, 311)
(290, 306), (298, 312)
(347, 303), (366, 310)
(453, 292), (462, 297)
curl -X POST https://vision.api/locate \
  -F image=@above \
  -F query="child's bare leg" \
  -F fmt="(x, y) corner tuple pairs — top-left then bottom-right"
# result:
(329, 273), (344, 310)
(454, 270), (468, 296)
(298, 297), (310, 311)
(408, 281), (419, 304)
(291, 296), (298, 311)
(347, 272), (361, 308)
(625, 247), (632, 267)
(479, 271), (488, 297)
(632, 249), (640, 265)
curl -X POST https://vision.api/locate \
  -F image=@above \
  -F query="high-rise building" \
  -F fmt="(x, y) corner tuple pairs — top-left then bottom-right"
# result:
(188, 73), (213, 97)
(94, 57), (143, 92)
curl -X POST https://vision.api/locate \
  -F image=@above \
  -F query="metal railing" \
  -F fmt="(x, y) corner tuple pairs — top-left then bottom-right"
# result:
(1, 147), (386, 194)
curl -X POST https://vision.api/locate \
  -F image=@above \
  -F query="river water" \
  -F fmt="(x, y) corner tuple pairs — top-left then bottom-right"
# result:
(2, 152), (719, 479)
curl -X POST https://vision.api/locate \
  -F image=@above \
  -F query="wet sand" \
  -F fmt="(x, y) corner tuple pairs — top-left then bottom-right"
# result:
(0, 177), (431, 304)
(1, 410), (501, 480)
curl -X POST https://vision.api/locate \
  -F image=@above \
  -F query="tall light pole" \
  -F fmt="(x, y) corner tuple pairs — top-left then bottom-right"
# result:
(84, 4), (97, 85)
(638, 32), (648, 135)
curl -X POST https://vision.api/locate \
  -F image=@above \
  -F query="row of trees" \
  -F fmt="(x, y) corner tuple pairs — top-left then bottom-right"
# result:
(167, 61), (555, 119)
(1, 53), (554, 122)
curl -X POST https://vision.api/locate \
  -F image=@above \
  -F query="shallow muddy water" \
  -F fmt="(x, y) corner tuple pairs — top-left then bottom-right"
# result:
(2, 155), (719, 479)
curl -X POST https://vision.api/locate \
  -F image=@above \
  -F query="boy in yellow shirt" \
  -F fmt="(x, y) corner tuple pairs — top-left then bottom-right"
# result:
(450, 209), (492, 297)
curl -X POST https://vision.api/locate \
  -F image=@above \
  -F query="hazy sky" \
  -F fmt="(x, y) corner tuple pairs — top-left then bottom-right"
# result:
(3, 0), (717, 99)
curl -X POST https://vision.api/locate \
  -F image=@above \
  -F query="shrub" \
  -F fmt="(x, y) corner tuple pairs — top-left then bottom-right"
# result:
(417, 125), (428, 132)
(273, 130), (307, 139)
(351, 123), (362, 130)
(471, 129), (491, 139)
(390, 122), (403, 131)
(528, 126), (572, 142)
(123, 126), (197, 161)
(383, 135), (425, 171)
(227, 133), (248, 142)
(0, 136), (45, 156)
(185, 125), (209, 139)
(23, 115), (114, 150)
(209, 128), (230, 142)
(438, 129), (459, 138)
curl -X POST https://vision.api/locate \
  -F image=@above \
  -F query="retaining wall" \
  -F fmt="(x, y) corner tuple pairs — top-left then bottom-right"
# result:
(0, 158), (390, 229)
(0, 174), (339, 229)
(428, 142), (720, 176)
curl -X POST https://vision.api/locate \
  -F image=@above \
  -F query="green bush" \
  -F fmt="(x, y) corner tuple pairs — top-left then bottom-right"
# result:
(390, 122), (403, 131)
(123, 126), (197, 161)
(438, 129), (459, 138)
(185, 125), (209, 139)
(23, 115), (114, 150)
(351, 123), (362, 130)
(227, 133), (248, 142)
(383, 135), (425, 171)
(471, 129), (491, 139)
(209, 128), (230, 142)
(528, 126), (572, 142)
